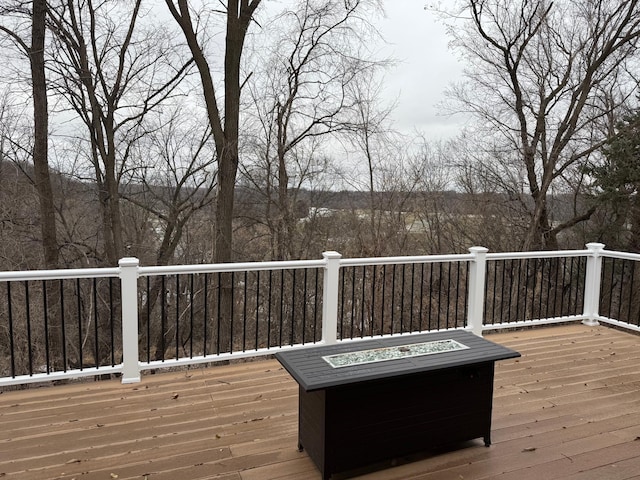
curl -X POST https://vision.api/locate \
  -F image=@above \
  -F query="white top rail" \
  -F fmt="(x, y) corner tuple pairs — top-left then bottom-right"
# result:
(340, 253), (475, 267)
(600, 250), (640, 261)
(138, 259), (326, 277)
(0, 267), (120, 283)
(486, 249), (590, 261)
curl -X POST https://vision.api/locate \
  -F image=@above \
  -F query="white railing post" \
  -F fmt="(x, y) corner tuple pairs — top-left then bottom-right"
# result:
(321, 251), (342, 345)
(467, 246), (489, 337)
(583, 242), (605, 326)
(119, 257), (141, 383)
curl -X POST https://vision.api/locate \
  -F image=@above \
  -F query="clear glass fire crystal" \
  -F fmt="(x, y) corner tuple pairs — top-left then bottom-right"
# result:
(322, 339), (468, 368)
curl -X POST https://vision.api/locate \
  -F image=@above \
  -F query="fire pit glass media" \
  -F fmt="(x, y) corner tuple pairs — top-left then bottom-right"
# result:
(322, 339), (469, 368)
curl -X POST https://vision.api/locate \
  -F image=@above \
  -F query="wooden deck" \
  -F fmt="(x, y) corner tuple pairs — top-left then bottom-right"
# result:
(2, 324), (640, 480)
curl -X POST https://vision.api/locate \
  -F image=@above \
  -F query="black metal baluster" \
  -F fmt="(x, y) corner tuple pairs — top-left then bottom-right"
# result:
(487, 261), (495, 324)
(76, 278), (82, 370)
(518, 259), (525, 318)
(109, 278), (115, 366)
(255, 271), (261, 349)
(313, 269), (319, 343)
(445, 263), (451, 329)
(437, 263), (442, 330)
(350, 266), (356, 339)
(463, 263), (469, 326)
(560, 258), (568, 316)
(60, 280), (67, 372)
(531, 258), (538, 319)
(409, 264), (415, 333)
(360, 266), (366, 337)
(390, 265), (397, 335)
(243, 271), (248, 351)
(566, 258), (573, 315)
(552, 258), (561, 316)
(339, 267), (346, 340)
(203, 274), (209, 357)
(369, 265), (378, 337)
(500, 260), (508, 324)
(381, 265), (386, 335)
(541, 258), (553, 318)
(506, 260), (514, 323)
(146, 276), (151, 363)
(24, 281), (33, 375)
(400, 264), (406, 333)
(291, 269), (296, 346)
(523, 259), (531, 321)
(190, 274), (194, 358)
(93, 278), (99, 368)
(279, 270), (284, 347)
(216, 272), (222, 355)
(43, 280), (50, 374)
(627, 261), (635, 324)
(607, 258), (616, 318)
(418, 264), (424, 332)
(428, 264), (434, 330)
(176, 275), (180, 360)
(230, 271), (235, 353)
(267, 271), (272, 348)
(616, 261), (625, 321)
(574, 258), (583, 315)
(513, 260), (521, 322)
(161, 275), (166, 361)
(302, 269), (308, 344)
(454, 262), (461, 328)
(7, 283), (16, 377)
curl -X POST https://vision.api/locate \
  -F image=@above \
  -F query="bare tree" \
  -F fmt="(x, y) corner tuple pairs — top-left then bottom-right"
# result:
(126, 107), (217, 266)
(339, 75), (418, 257)
(443, 0), (640, 250)
(0, 0), (59, 269)
(242, 0), (385, 259)
(165, 0), (262, 264)
(47, 0), (192, 265)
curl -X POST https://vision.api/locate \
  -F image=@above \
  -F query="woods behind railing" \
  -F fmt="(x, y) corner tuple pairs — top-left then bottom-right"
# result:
(2, 243), (640, 387)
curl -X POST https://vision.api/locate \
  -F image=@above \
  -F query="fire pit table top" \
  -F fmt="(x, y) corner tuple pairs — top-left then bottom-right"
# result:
(275, 329), (520, 391)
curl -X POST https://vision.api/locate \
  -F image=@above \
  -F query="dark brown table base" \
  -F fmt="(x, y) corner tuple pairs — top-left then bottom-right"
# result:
(297, 362), (495, 479)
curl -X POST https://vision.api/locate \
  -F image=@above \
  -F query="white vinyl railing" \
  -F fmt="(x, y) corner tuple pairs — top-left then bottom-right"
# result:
(1, 242), (639, 387)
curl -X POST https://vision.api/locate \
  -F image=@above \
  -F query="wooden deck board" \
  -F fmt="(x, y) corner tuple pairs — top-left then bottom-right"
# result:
(2, 324), (640, 480)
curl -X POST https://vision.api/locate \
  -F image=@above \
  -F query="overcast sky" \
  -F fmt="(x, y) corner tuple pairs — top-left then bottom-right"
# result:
(374, 2), (465, 140)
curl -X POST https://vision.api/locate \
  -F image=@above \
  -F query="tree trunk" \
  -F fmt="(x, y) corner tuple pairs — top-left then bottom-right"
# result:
(31, 0), (63, 369)
(31, 0), (58, 269)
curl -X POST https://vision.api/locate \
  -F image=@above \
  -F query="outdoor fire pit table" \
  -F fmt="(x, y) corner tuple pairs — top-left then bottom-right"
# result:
(275, 329), (520, 479)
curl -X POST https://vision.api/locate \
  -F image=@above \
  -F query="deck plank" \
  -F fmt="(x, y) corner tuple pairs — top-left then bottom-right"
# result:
(1, 324), (640, 480)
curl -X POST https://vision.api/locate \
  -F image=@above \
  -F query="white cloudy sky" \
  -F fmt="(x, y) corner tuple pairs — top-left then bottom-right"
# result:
(374, 2), (465, 140)
(256, 0), (467, 141)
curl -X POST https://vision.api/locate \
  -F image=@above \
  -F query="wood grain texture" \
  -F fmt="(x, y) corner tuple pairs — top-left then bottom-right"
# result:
(1, 324), (640, 480)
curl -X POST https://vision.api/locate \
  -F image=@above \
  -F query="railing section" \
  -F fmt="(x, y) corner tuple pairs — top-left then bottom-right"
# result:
(483, 251), (588, 329)
(337, 255), (471, 339)
(0, 267), (121, 385)
(3, 243), (640, 387)
(597, 250), (640, 331)
(136, 260), (325, 372)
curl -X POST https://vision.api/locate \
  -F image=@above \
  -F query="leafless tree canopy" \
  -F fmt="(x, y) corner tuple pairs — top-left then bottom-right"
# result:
(444, 0), (640, 250)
